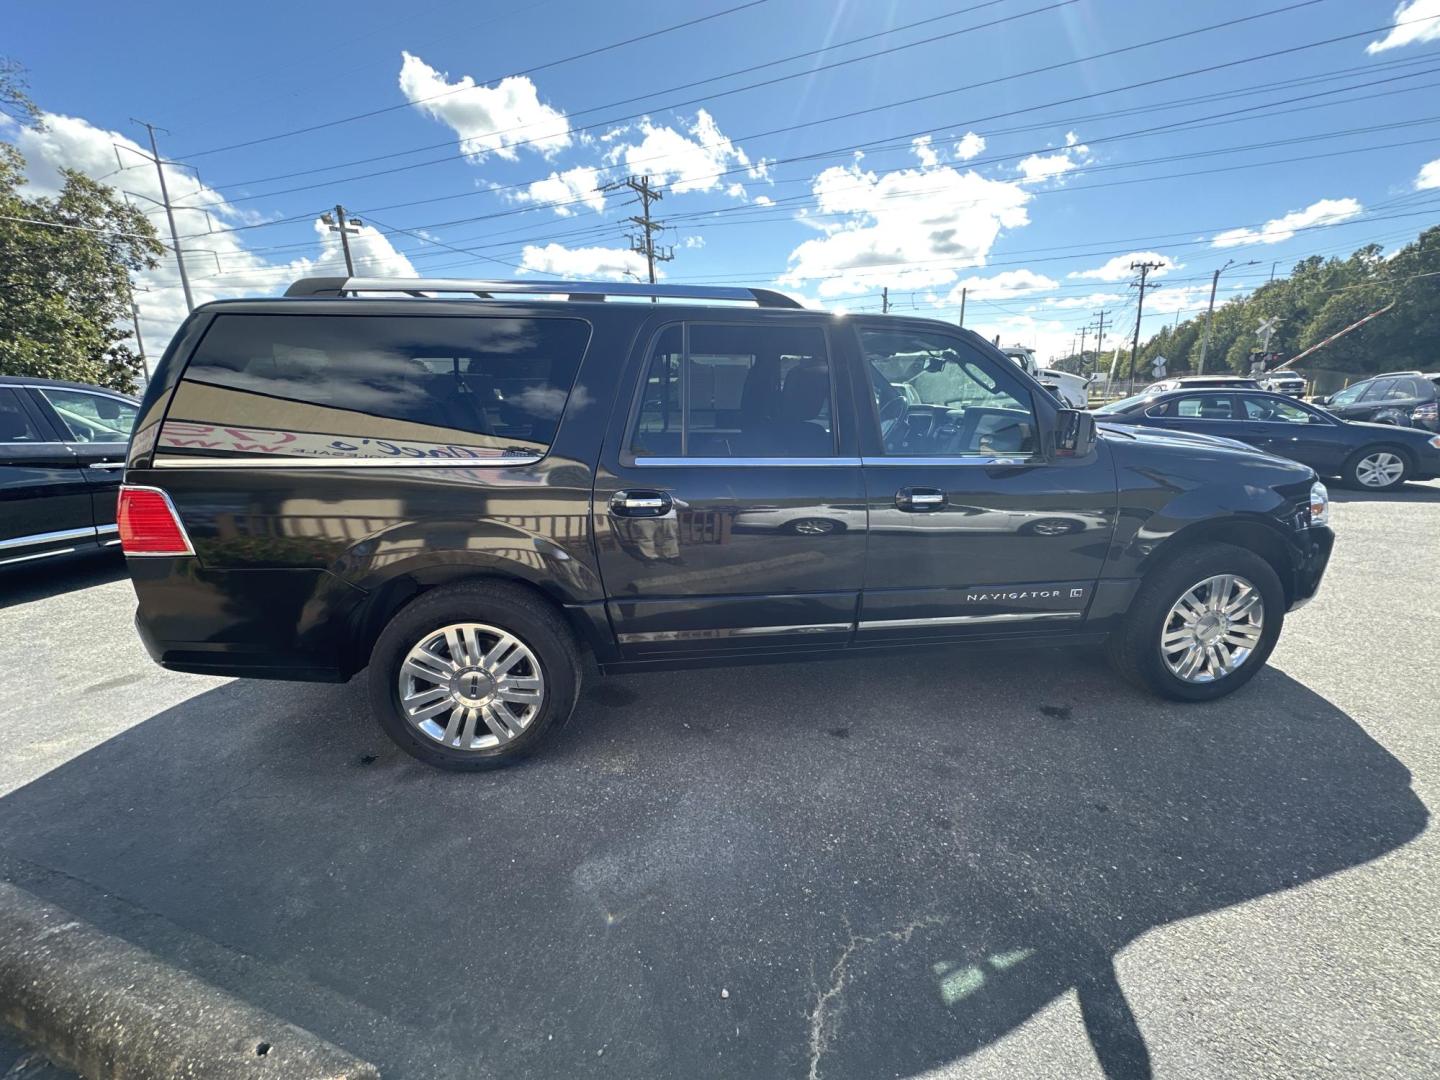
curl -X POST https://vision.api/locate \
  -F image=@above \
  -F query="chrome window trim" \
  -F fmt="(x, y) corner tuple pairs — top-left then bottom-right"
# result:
(618, 622), (852, 644)
(117, 484), (197, 558)
(151, 453), (544, 469)
(96, 523), (118, 535)
(858, 611), (1082, 630)
(632, 456), (861, 468)
(859, 456), (1036, 467)
(0, 441), (69, 448)
(0, 525), (99, 551)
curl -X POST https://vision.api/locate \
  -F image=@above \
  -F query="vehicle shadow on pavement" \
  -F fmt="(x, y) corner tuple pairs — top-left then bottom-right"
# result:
(0, 553), (126, 610)
(0, 650), (1426, 1080)
(1329, 481), (1440, 504)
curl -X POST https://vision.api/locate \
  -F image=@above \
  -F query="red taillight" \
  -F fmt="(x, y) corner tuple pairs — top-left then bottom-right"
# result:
(116, 485), (194, 556)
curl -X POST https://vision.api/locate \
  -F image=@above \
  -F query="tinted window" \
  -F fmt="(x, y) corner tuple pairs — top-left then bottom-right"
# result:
(1385, 378), (1424, 399)
(39, 388), (137, 443)
(166, 314), (590, 461)
(0, 388), (45, 443)
(1175, 394), (1236, 419)
(863, 328), (1035, 456)
(1241, 396), (1323, 424)
(630, 322), (834, 458)
(1327, 381), (1368, 406)
(1359, 378), (1394, 402)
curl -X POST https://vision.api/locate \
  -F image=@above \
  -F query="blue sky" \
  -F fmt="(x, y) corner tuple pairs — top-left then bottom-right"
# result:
(6, 0), (1440, 363)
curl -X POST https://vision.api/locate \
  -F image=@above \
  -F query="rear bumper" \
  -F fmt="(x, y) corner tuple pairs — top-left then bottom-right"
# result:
(129, 560), (364, 683)
(1287, 524), (1334, 610)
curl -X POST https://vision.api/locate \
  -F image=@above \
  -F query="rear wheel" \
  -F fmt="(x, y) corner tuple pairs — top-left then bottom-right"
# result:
(1343, 447), (1409, 490)
(1107, 543), (1284, 702)
(367, 582), (580, 770)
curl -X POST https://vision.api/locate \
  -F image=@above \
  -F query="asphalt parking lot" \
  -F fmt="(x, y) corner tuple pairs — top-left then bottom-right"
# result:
(1, 481), (1437, 1080)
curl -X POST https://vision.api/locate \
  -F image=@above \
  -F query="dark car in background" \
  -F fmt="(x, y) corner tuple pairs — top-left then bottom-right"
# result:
(1315, 371), (1440, 430)
(118, 276), (1335, 771)
(1, 376), (137, 570)
(1098, 387), (1440, 490)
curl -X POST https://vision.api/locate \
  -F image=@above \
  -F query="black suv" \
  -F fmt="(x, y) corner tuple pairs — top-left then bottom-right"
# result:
(120, 278), (1334, 770)
(1, 376), (138, 570)
(1317, 371), (1440, 431)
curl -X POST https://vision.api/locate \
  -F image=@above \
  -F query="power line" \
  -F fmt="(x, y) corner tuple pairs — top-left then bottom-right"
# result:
(177, 0), (774, 158)
(181, 0), (1332, 210)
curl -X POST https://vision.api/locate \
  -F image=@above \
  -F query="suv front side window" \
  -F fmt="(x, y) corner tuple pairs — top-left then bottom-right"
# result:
(630, 322), (835, 459)
(1328, 381), (1370, 406)
(862, 328), (1036, 457)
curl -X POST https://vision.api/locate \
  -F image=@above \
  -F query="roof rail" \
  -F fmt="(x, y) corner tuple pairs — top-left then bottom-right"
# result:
(283, 276), (805, 309)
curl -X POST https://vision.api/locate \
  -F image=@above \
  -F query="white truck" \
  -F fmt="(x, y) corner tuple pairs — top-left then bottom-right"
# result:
(1000, 346), (1090, 409)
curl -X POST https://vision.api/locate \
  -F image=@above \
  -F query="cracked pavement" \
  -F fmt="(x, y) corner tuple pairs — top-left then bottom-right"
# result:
(0, 481), (1437, 1079)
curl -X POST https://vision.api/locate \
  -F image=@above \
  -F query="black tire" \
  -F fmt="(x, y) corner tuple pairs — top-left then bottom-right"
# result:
(1106, 543), (1284, 702)
(1341, 446), (1410, 491)
(367, 581), (581, 770)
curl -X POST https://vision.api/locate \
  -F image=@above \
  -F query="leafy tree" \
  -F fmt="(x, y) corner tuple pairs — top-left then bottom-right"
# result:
(1, 57), (42, 127)
(0, 142), (164, 393)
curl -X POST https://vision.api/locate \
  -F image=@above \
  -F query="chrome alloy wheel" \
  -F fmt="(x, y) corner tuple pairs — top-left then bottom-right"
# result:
(1355, 451), (1404, 488)
(397, 623), (544, 750)
(1160, 574), (1265, 684)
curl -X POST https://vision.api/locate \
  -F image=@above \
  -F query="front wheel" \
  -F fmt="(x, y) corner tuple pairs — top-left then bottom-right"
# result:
(1107, 544), (1284, 702)
(367, 582), (581, 770)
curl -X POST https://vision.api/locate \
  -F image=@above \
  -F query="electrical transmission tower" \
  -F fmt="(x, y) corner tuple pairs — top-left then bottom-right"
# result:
(607, 175), (673, 285)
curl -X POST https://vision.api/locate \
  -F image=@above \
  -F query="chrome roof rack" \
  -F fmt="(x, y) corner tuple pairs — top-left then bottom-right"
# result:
(284, 276), (804, 309)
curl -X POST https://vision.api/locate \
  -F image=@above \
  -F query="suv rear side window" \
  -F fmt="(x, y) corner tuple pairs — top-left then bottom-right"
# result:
(164, 314), (590, 462)
(630, 322), (835, 458)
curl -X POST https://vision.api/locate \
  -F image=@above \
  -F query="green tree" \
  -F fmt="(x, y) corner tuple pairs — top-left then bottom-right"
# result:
(0, 142), (164, 393)
(1, 57), (42, 126)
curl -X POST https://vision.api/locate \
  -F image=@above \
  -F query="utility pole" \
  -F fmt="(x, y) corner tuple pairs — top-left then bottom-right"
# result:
(606, 175), (672, 286)
(1198, 259), (1257, 374)
(1129, 260), (1164, 389)
(322, 205), (364, 276)
(882, 286), (890, 314)
(1092, 308), (1110, 379)
(957, 286), (967, 327)
(1078, 324), (1088, 369)
(132, 119), (193, 312)
(129, 301), (148, 389)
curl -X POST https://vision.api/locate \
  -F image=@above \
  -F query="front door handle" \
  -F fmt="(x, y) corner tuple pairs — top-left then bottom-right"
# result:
(609, 489), (673, 518)
(896, 487), (947, 512)
(88, 461), (126, 471)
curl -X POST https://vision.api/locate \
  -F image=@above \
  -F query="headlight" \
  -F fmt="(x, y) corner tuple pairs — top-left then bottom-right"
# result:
(1308, 480), (1330, 528)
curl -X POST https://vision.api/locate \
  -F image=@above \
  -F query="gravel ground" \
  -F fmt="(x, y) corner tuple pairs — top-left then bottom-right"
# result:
(0, 481), (1436, 1080)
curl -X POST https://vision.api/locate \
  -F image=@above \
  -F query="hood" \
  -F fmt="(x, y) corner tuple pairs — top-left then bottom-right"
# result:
(1097, 420), (1256, 454)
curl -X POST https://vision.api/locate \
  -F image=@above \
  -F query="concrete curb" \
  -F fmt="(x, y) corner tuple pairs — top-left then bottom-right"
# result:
(0, 881), (380, 1079)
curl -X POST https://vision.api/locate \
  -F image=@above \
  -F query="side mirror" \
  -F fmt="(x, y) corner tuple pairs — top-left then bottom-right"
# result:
(96, 397), (121, 421)
(1053, 409), (1096, 458)
(1314, 395), (1330, 406)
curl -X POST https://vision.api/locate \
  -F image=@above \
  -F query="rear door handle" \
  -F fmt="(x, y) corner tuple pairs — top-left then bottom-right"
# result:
(609, 489), (673, 518)
(89, 461), (126, 471)
(896, 488), (946, 512)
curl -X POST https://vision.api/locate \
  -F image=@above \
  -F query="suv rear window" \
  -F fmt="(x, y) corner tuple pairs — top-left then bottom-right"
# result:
(163, 314), (590, 462)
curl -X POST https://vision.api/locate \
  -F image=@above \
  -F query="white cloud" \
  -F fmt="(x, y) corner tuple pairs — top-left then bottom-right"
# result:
(954, 132), (986, 161)
(9, 111), (417, 361)
(778, 157), (1032, 298)
(1366, 0), (1440, 53)
(1045, 291), (1125, 310)
(1068, 251), (1179, 282)
(1210, 197), (1362, 248)
(398, 51), (571, 161)
(513, 166), (604, 216)
(519, 242), (648, 281)
(912, 135), (941, 168)
(944, 269), (1057, 303)
(1017, 132), (1089, 184)
(1415, 157), (1440, 190)
(753, 194), (775, 207)
(681, 235), (706, 249)
(606, 109), (765, 196)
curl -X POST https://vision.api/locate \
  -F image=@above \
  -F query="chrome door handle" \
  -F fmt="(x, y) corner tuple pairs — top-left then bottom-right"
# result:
(89, 461), (126, 471)
(609, 489), (673, 518)
(896, 488), (946, 512)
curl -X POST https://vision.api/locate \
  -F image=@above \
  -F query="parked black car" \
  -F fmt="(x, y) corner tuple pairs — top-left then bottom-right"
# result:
(1315, 371), (1440, 430)
(120, 278), (1334, 770)
(1, 375), (137, 571)
(1097, 387), (1440, 490)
